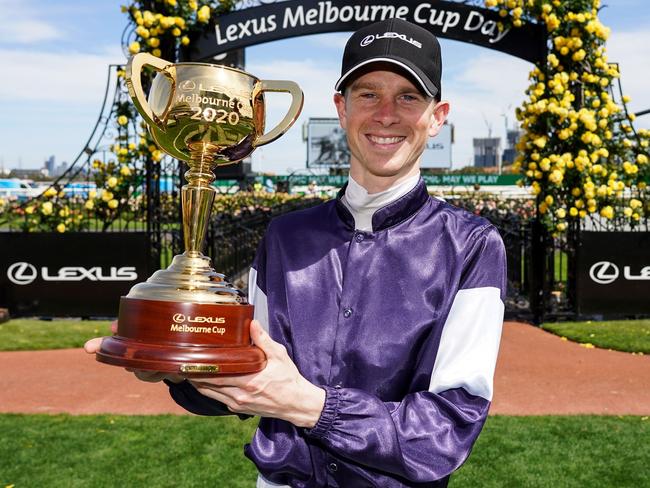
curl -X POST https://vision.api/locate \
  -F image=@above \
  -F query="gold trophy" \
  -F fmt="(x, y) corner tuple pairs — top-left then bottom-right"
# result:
(96, 53), (303, 376)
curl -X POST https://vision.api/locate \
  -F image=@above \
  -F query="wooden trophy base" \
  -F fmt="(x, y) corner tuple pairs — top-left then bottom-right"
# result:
(96, 297), (266, 377)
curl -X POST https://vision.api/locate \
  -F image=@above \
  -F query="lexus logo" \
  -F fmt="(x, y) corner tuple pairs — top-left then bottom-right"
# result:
(180, 80), (196, 91)
(360, 35), (375, 47)
(173, 313), (186, 323)
(7, 262), (38, 285)
(589, 261), (619, 285)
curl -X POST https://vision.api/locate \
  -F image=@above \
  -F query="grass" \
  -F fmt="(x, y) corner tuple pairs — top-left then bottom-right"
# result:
(0, 414), (647, 487)
(542, 319), (650, 354)
(3, 318), (649, 354)
(0, 319), (112, 351)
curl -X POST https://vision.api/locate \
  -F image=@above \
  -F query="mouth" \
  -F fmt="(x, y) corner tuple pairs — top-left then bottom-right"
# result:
(366, 134), (406, 147)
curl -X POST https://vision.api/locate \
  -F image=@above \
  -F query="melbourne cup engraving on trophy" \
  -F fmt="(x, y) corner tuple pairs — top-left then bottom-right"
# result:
(96, 53), (303, 376)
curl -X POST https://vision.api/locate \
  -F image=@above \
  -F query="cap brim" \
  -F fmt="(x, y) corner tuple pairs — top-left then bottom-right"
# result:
(335, 57), (438, 98)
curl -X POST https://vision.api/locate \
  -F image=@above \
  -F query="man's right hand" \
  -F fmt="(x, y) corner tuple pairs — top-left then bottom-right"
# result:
(83, 324), (184, 384)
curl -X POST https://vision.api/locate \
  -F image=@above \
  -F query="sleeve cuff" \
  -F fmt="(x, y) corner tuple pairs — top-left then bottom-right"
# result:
(164, 379), (251, 419)
(304, 385), (340, 439)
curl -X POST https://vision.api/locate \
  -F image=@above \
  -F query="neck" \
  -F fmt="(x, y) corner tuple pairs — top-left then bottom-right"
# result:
(342, 172), (421, 231)
(349, 165), (421, 194)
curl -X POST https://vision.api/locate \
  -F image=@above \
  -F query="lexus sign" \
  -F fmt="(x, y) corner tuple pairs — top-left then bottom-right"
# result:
(577, 232), (650, 315)
(0, 233), (150, 317)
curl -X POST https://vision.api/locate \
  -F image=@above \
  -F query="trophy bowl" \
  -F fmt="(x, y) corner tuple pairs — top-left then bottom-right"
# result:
(96, 53), (303, 377)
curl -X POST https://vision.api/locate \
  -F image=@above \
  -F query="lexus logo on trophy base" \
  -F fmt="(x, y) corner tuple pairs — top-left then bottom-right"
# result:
(95, 53), (303, 376)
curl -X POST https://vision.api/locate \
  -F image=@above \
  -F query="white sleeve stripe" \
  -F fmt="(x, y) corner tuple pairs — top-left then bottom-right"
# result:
(248, 267), (269, 333)
(428, 287), (504, 401)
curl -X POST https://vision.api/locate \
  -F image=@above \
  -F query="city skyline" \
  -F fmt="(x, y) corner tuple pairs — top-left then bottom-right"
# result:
(1, 0), (649, 174)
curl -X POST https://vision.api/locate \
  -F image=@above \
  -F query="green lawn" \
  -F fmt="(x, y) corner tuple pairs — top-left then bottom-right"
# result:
(0, 319), (112, 351)
(542, 319), (650, 354)
(3, 318), (649, 354)
(0, 414), (647, 487)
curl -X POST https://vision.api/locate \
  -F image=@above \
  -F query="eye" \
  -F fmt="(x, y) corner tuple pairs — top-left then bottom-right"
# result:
(399, 93), (421, 103)
(359, 91), (377, 99)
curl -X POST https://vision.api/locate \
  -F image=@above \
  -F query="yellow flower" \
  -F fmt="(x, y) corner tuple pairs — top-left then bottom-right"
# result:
(181, 36), (190, 46)
(197, 5), (210, 23)
(117, 115), (128, 126)
(88, 190), (97, 199)
(600, 206), (614, 219)
(569, 207), (578, 217)
(545, 195), (554, 205)
(556, 222), (567, 232)
(108, 199), (119, 209)
(623, 207), (633, 217)
(128, 41), (141, 54)
(41, 202), (53, 215)
(555, 208), (566, 219)
(637, 154), (649, 165)
(152, 48), (162, 57)
(630, 199), (642, 209)
(147, 37), (160, 48)
(85, 200), (95, 210)
(43, 187), (58, 198)
(102, 191), (114, 202)
(172, 27), (181, 37)
(56, 223), (66, 233)
(120, 166), (132, 176)
(107, 177), (118, 188)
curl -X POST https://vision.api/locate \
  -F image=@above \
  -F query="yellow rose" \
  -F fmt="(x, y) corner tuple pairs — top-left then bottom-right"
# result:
(181, 36), (190, 46)
(128, 41), (141, 54)
(25, 205), (34, 214)
(107, 177), (118, 188)
(41, 202), (53, 215)
(197, 5), (210, 23)
(85, 200), (95, 210)
(569, 207), (578, 217)
(56, 223), (66, 233)
(117, 115), (128, 126)
(102, 191), (114, 202)
(108, 199), (119, 209)
(88, 190), (97, 199)
(120, 166), (132, 176)
(44, 187), (58, 198)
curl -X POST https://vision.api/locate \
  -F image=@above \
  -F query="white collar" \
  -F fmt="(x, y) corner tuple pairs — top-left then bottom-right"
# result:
(341, 172), (421, 232)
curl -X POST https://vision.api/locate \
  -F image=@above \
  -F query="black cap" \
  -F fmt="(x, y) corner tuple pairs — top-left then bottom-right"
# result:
(335, 18), (442, 98)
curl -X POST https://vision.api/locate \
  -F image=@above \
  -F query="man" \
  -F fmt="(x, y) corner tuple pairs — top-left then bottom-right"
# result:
(87, 18), (506, 487)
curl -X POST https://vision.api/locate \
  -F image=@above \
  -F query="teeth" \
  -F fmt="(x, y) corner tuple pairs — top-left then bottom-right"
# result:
(369, 135), (404, 144)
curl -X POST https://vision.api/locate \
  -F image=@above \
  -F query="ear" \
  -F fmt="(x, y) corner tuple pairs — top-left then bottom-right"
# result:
(428, 101), (450, 138)
(334, 92), (347, 130)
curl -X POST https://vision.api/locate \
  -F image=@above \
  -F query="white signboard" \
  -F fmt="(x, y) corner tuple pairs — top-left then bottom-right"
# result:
(306, 118), (452, 169)
(421, 123), (452, 169)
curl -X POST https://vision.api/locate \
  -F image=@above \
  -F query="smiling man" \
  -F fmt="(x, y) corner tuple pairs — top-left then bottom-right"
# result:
(87, 18), (507, 488)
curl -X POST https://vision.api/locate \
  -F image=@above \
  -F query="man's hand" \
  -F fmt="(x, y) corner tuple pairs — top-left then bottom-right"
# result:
(83, 323), (184, 384)
(189, 320), (326, 428)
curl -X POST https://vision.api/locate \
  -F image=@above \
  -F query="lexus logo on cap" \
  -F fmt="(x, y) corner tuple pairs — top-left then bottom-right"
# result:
(359, 32), (422, 49)
(360, 35), (375, 47)
(589, 261), (619, 285)
(7, 262), (38, 285)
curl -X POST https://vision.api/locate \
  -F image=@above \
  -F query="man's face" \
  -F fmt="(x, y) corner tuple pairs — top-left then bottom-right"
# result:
(334, 69), (449, 191)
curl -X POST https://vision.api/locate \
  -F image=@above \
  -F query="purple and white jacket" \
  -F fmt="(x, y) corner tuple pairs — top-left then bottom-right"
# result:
(168, 177), (506, 487)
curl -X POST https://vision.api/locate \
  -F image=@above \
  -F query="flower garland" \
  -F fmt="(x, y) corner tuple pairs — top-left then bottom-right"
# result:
(484, 0), (648, 233)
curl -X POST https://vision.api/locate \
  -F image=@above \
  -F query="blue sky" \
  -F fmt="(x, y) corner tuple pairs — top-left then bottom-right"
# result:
(1, 0), (649, 174)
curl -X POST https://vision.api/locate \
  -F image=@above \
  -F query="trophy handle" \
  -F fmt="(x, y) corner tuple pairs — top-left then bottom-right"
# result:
(255, 80), (304, 147)
(126, 53), (174, 131)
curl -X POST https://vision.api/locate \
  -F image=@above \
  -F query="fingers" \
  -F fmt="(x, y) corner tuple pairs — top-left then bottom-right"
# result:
(83, 337), (104, 354)
(110, 320), (118, 334)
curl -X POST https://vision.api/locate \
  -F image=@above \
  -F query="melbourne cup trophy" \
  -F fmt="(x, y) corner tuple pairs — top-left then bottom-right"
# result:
(96, 53), (303, 376)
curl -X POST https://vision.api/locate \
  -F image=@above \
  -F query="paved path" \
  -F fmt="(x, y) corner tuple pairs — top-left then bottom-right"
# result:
(1, 322), (648, 415)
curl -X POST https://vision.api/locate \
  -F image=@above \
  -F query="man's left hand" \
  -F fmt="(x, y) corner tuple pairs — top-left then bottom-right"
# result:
(189, 320), (326, 428)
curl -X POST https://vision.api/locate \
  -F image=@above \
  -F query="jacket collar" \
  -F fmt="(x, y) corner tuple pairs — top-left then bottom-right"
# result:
(335, 178), (430, 232)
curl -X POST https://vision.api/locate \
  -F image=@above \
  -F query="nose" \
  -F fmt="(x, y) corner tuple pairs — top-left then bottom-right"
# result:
(372, 98), (400, 126)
